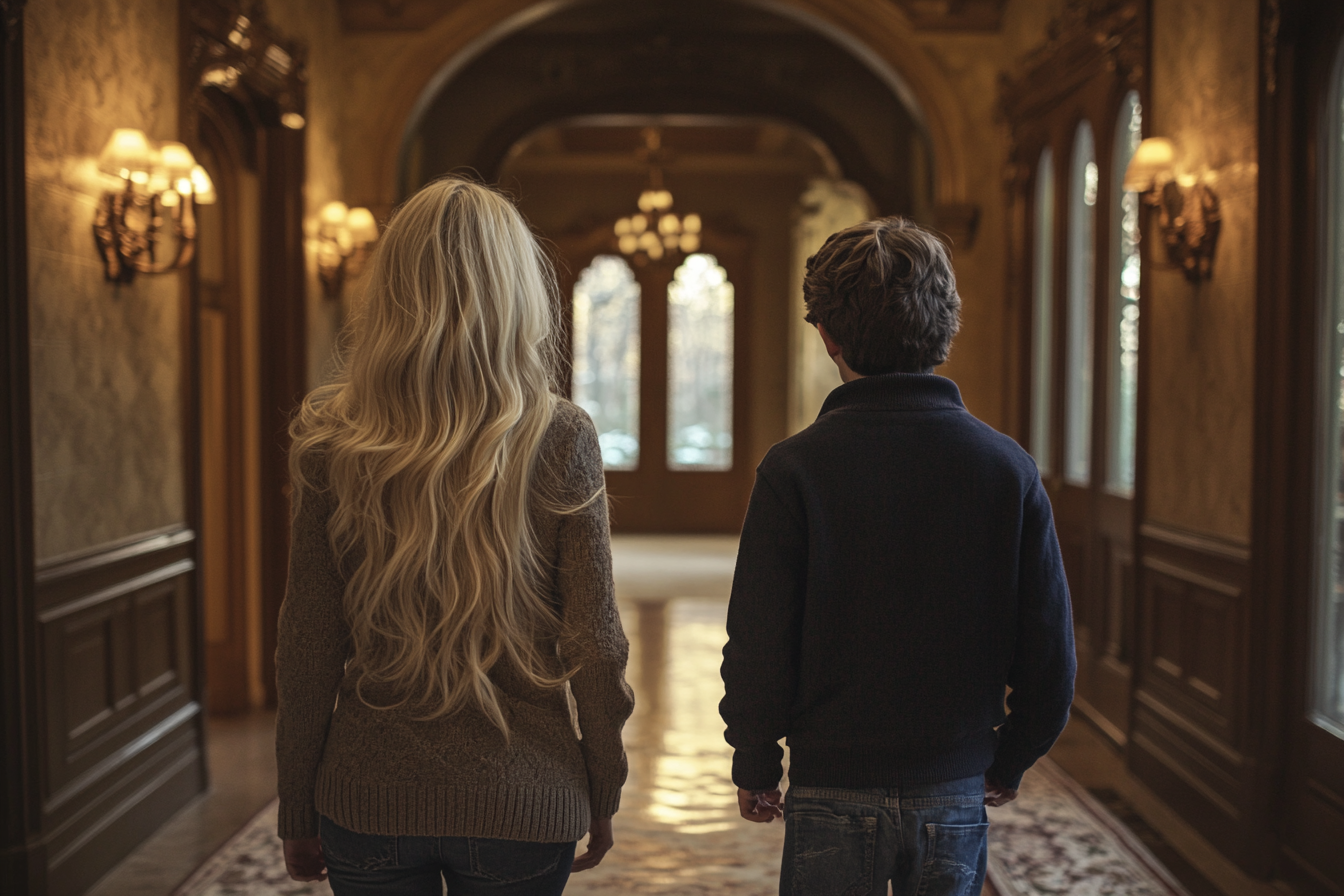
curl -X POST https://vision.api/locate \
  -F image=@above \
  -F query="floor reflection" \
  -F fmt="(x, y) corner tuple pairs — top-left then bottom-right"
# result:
(568, 536), (784, 895)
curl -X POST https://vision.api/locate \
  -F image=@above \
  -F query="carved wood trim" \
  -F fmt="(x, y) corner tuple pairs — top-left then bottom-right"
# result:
(889, 0), (1007, 31)
(184, 0), (308, 125)
(0, 2), (45, 893)
(999, 0), (1145, 127)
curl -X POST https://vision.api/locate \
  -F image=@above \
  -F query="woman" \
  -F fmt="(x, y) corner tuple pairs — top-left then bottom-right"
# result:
(275, 178), (634, 895)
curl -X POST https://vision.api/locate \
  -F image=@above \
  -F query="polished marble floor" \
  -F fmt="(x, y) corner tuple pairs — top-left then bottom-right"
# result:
(88, 534), (1261, 896)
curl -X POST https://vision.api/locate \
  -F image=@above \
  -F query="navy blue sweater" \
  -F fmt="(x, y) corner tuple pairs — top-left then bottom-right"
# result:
(720, 373), (1075, 792)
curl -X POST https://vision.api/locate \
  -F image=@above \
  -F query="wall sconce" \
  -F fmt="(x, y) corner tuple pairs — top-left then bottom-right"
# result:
(315, 202), (379, 299)
(1123, 137), (1221, 283)
(92, 128), (216, 284)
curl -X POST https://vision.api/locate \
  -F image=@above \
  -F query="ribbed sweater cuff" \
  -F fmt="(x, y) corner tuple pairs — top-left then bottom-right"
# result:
(315, 771), (592, 842)
(588, 783), (622, 819)
(278, 798), (319, 840)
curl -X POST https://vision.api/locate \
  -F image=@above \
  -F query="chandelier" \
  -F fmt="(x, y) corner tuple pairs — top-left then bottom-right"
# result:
(613, 129), (702, 263)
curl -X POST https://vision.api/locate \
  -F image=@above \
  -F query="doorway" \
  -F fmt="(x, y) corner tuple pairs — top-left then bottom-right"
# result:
(557, 227), (753, 532)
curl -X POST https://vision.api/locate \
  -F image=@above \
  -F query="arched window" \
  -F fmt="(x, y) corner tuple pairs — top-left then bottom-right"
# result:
(1108, 92), (1143, 493)
(1065, 120), (1098, 486)
(1317, 58), (1344, 729)
(572, 255), (641, 470)
(667, 254), (734, 470)
(1030, 147), (1056, 473)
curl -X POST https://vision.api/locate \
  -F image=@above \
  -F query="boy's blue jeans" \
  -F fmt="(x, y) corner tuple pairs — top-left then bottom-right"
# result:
(319, 816), (576, 895)
(780, 775), (989, 896)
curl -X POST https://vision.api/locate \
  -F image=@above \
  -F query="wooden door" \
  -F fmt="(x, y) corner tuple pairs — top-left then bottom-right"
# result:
(557, 227), (753, 532)
(1267, 3), (1344, 890)
(195, 100), (262, 715)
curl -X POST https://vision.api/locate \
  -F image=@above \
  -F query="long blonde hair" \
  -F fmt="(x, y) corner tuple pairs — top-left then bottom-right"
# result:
(289, 177), (584, 734)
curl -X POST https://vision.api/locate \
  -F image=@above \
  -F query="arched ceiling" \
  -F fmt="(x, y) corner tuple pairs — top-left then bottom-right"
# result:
(399, 0), (932, 216)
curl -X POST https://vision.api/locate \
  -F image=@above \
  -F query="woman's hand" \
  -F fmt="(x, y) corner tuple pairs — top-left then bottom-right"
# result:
(571, 816), (613, 872)
(282, 837), (328, 882)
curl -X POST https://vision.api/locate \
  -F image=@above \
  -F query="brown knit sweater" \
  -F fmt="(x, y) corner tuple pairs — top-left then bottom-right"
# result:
(275, 400), (634, 843)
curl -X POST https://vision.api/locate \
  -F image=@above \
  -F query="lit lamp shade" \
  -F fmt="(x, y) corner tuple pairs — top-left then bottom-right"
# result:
(98, 128), (154, 178)
(319, 201), (349, 237)
(1123, 137), (1176, 192)
(189, 165), (217, 205)
(157, 142), (198, 178)
(345, 207), (378, 245)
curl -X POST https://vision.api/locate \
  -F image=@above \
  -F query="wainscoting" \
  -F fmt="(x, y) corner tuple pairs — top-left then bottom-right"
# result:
(1130, 522), (1252, 865)
(34, 526), (205, 896)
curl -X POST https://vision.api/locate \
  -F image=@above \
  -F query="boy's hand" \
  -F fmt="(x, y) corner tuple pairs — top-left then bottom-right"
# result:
(738, 787), (783, 822)
(984, 780), (1018, 807)
(282, 837), (327, 882)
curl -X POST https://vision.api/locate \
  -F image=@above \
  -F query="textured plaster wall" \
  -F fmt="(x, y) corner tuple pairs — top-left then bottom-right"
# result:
(910, 28), (1015, 431)
(266, 0), (348, 388)
(1144, 0), (1258, 541)
(25, 0), (183, 561)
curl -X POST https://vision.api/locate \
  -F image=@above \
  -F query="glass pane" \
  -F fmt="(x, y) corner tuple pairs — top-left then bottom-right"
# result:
(572, 255), (641, 471)
(1317, 77), (1344, 733)
(1108, 92), (1143, 494)
(1065, 121), (1097, 487)
(667, 254), (733, 471)
(1031, 147), (1056, 474)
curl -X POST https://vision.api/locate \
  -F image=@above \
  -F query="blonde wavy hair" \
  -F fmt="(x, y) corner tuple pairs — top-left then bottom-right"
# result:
(289, 177), (588, 734)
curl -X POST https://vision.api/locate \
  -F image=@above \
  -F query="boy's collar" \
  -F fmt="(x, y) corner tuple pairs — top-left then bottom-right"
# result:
(818, 372), (965, 417)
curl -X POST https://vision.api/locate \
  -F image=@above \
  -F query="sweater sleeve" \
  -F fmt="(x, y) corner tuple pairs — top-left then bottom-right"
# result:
(555, 414), (635, 819)
(986, 475), (1077, 790)
(719, 467), (806, 792)
(274, 457), (351, 840)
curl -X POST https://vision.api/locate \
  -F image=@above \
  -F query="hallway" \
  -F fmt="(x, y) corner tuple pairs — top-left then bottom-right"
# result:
(87, 537), (1262, 896)
(6, 1), (1344, 894)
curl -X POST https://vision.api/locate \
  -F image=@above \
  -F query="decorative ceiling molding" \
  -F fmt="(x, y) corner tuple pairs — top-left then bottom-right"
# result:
(338, 0), (462, 32)
(889, 0), (1007, 32)
(998, 0), (1144, 125)
(185, 0), (308, 120)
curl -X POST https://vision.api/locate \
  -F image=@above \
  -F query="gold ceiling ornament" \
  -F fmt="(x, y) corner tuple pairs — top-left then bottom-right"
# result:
(92, 128), (217, 284)
(613, 128), (702, 264)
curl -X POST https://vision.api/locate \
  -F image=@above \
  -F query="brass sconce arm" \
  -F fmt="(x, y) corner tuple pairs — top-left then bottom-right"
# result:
(1123, 137), (1221, 284)
(91, 129), (216, 284)
(315, 202), (379, 299)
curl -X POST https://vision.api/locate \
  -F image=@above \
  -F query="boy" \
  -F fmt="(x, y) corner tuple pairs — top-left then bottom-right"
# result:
(720, 217), (1075, 896)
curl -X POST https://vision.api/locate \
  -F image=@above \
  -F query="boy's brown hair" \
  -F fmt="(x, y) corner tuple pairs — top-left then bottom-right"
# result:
(803, 217), (961, 375)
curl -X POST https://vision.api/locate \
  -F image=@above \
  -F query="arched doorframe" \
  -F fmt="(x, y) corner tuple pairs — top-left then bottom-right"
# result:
(343, 0), (972, 216)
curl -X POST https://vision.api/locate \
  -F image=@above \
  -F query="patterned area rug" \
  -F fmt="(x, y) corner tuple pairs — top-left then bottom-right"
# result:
(986, 758), (1192, 896)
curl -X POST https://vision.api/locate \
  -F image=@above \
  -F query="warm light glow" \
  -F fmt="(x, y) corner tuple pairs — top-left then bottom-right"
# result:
(631, 214), (648, 234)
(157, 142), (197, 177)
(159, 189), (180, 208)
(682, 214), (702, 234)
(319, 201), (349, 237)
(176, 177), (193, 195)
(189, 165), (216, 204)
(659, 213), (680, 235)
(638, 191), (657, 213)
(679, 233), (700, 253)
(97, 129), (154, 177)
(129, 170), (150, 185)
(615, 217), (632, 236)
(618, 234), (638, 254)
(1123, 137), (1176, 192)
(345, 207), (378, 245)
(281, 112), (306, 130)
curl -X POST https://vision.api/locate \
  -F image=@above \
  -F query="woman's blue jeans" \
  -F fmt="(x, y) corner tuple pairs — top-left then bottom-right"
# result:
(780, 775), (989, 896)
(319, 816), (576, 896)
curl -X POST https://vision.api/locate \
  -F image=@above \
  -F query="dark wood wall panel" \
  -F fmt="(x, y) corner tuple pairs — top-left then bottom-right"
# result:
(1131, 522), (1252, 859)
(33, 528), (205, 896)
